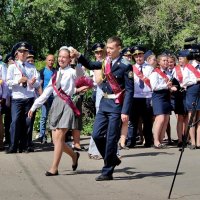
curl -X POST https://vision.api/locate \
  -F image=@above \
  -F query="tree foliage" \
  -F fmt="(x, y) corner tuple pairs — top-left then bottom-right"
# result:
(0, 0), (200, 58)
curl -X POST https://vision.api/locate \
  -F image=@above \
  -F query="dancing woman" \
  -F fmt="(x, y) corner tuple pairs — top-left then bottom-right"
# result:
(28, 47), (87, 175)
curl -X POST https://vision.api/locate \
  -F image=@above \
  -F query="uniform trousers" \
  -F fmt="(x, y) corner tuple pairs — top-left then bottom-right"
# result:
(127, 98), (153, 147)
(92, 110), (121, 176)
(10, 98), (34, 151)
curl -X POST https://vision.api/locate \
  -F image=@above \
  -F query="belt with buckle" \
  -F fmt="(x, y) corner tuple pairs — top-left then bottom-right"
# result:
(103, 93), (116, 99)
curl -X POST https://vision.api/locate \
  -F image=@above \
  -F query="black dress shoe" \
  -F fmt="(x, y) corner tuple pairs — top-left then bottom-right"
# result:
(73, 146), (86, 151)
(45, 170), (59, 176)
(18, 149), (24, 153)
(6, 148), (17, 154)
(95, 174), (113, 181)
(25, 147), (34, 153)
(113, 157), (121, 166)
(72, 152), (80, 171)
(144, 143), (152, 148)
(0, 147), (5, 152)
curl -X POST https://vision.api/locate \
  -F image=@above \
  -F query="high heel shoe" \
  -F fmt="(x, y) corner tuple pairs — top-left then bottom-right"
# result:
(72, 152), (80, 171)
(45, 170), (59, 176)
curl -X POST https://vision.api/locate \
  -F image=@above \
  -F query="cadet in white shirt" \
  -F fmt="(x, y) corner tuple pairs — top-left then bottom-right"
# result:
(126, 46), (154, 148)
(6, 42), (40, 153)
(149, 54), (176, 149)
(174, 50), (200, 149)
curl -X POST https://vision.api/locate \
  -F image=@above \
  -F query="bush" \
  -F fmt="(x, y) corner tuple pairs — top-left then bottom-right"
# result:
(33, 109), (41, 133)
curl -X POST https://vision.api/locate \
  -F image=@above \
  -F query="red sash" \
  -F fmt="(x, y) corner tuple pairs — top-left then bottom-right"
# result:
(175, 65), (183, 83)
(14, 61), (25, 76)
(104, 57), (124, 104)
(132, 65), (151, 89)
(185, 63), (200, 78)
(153, 68), (169, 83)
(52, 72), (80, 117)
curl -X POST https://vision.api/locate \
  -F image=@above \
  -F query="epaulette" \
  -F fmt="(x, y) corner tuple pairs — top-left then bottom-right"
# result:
(121, 57), (130, 65)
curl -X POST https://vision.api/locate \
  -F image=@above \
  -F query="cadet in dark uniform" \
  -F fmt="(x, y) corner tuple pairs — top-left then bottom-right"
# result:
(72, 36), (134, 181)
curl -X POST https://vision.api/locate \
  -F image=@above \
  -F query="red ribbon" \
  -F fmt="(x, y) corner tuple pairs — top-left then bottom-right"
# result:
(52, 73), (80, 117)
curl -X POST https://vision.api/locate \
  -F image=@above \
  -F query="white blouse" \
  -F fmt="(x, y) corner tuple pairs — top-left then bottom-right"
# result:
(172, 65), (197, 88)
(30, 65), (84, 112)
(149, 69), (171, 91)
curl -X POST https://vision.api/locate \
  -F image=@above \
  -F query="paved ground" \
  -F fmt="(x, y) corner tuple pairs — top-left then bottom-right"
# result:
(1, 114), (200, 200)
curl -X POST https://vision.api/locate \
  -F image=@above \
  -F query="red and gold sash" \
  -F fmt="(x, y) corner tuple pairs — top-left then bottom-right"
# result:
(132, 65), (151, 89)
(52, 72), (80, 117)
(104, 57), (124, 104)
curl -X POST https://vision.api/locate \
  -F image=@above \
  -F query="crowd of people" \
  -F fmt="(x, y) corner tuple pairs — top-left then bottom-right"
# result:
(0, 35), (200, 181)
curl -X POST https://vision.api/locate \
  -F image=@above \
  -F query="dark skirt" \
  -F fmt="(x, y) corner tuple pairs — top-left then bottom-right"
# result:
(49, 96), (77, 130)
(152, 89), (172, 115)
(173, 90), (187, 115)
(186, 83), (200, 111)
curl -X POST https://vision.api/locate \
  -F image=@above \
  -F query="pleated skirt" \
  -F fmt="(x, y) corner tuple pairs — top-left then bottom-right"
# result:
(49, 96), (77, 130)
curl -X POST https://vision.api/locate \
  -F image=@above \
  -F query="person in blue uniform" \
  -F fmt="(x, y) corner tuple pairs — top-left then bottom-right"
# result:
(71, 36), (134, 181)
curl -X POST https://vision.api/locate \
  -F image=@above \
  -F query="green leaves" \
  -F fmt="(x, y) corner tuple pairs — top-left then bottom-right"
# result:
(0, 0), (200, 58)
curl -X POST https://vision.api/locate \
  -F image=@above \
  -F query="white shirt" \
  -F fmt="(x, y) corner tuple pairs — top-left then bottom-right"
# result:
(30, 65), (84, 112)
(6, 60), (40, 99)
(149, 68), (171, 91)
(0, 61), (7, 81)
(172, 65), (197, 88)
(0, 61), (8, 99)
(133, 63), (153, 98)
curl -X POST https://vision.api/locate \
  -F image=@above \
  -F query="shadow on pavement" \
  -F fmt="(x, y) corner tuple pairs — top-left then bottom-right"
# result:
(122, 151), (174, 158)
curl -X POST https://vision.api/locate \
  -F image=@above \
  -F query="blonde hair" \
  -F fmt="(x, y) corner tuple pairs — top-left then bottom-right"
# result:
(157, 54), (168, 63)
(147, 54), (156, 63)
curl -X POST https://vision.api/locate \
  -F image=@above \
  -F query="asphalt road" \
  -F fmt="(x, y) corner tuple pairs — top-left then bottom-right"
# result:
(1, 114), (200, 200)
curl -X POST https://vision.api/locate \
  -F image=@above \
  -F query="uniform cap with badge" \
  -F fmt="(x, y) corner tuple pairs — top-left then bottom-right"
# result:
(27, 50), (36, 59)
(92, 43), (105, 52)
(131, 45), (146, 56)
(144, 50), (155, 61)
(177, 49), (190, 58)
(121, 47), (132, 56)
(11, 42), (32, 57)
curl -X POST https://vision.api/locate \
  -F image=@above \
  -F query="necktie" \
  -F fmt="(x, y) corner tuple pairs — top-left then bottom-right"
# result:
(139, 65), (144, 89)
